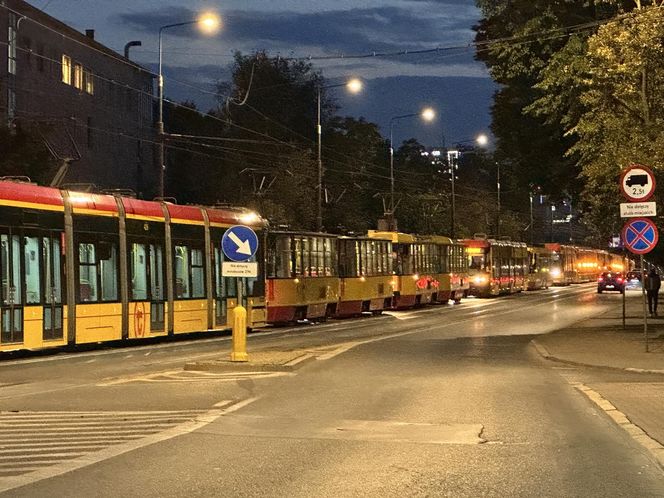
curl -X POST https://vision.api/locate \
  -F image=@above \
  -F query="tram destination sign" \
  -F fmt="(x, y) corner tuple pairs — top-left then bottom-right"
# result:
(620, 202), (657, 218)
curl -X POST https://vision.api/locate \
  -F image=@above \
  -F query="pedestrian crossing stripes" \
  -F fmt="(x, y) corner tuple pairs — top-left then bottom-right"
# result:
(97, 369), (294, 386)
(0, 410), (205, 480)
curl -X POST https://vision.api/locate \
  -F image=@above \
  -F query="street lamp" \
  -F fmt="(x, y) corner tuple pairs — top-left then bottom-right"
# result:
(316, 78), (362, 232)
(388, 107), (435, 222)
(470, 133), (500, 236)
(157, 12), (221, 198)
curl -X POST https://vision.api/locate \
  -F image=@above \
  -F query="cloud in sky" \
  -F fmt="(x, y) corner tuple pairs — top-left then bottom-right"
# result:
(117, 6), (477, 55)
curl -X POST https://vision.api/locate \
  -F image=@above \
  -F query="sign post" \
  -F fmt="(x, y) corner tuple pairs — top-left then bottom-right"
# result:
(620, 164), (658, 352)
(221, 225), (259, 362)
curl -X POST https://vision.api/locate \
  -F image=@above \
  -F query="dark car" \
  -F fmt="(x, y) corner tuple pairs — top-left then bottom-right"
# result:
(597, 271), (625, 294)
(625, 271), (642, 291)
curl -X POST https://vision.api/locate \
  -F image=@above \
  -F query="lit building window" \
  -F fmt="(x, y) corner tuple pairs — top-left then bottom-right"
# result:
(61, 55), (71, 84)
(84, 70), (94, 95)
(73, 63), (83, 89)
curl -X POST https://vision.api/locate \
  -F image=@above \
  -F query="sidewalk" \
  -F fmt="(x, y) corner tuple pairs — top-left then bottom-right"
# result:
(534, 290), (664, 373)
(533, 290), (664, 469)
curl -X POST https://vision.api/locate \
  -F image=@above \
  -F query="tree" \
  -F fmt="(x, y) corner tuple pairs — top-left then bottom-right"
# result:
(525, 3), (664, 244)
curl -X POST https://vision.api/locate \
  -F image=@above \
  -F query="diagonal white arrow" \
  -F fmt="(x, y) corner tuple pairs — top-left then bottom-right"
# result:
(228, 231), (252, 255)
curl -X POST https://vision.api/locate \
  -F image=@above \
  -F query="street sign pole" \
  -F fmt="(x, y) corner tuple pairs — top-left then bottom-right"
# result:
(641, 255), (649, 352)
(619, 164), (658, 352)
(221, 225), (260, 363)
(622, 255), (626, 330)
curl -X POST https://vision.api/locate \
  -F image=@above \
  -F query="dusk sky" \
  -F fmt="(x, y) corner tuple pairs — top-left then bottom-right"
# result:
(38, 0), (495, 146)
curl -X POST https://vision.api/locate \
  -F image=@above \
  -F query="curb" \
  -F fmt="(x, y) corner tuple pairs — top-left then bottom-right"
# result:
(531, 340), (664, 375)
(572, 382), (664, 471)
(184, 352), (317, 373)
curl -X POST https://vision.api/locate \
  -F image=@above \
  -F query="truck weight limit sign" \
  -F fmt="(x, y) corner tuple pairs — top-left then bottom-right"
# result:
(621, 164), (656, 202)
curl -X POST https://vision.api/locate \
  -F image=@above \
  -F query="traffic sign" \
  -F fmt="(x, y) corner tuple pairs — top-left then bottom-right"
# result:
(621, 164), (656, 202)
(620, 202), (657, 218)
(222, 261), (258, 278)
(222, 225), (259, 262)
(622, 218), (659, 255)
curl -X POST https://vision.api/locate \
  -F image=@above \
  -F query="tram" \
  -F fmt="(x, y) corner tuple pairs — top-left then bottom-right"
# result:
(0, 180), (267, 353)
(526, 246), (553, 290)
(415, 235), (469, 304)
(265, 231), (340, 323)
(461, 236), (528, 297)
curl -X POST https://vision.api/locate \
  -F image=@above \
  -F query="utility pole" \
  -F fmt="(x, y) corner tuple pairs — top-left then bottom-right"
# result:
(496, 161), (501, 237)
(529, 192), (534, 245)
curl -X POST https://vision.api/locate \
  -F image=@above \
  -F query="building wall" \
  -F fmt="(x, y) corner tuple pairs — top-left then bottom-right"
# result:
(0, 0), (157, 198)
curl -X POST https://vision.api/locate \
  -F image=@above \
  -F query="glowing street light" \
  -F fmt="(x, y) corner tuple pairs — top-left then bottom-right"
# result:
(157, 11), (221, 198)
(316, 78), (363, 231)
(388, 107), (437, 223)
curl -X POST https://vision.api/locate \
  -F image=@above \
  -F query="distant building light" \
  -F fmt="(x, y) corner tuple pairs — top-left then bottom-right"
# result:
(432, 150), (441, 157)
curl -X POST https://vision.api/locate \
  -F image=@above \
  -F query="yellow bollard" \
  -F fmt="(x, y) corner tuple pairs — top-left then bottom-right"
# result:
(230, 305), (249, 362)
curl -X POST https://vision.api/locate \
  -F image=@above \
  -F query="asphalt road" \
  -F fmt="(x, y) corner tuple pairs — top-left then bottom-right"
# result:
(1, 285), (663, 497)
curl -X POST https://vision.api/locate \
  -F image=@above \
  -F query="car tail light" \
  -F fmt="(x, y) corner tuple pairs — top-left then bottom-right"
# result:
(616, 278), (623, 283)
(598, 277), (604, 282)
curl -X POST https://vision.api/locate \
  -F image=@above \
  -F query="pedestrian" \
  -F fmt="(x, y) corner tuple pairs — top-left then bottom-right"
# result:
(645, 268), (661, 317)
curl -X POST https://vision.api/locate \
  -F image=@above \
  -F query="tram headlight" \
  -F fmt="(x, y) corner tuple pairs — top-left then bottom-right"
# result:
(550, 268), (561, 277)
(473, 275), (488, 285)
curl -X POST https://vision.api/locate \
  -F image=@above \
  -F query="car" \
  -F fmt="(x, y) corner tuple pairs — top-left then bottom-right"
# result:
(597, 271), (625, 294)
(625, 271), (642, 291)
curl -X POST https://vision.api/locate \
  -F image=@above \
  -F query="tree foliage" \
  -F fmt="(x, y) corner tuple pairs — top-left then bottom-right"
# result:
(475, 0), (664, 246)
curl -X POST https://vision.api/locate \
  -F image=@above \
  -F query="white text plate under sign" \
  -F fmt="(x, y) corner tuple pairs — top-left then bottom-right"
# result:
(620, 202), (656, 218)
(222, 262), (258, 278)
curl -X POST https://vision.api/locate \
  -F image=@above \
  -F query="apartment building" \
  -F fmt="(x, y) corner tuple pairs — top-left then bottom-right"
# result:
(0, 0), (157, 197)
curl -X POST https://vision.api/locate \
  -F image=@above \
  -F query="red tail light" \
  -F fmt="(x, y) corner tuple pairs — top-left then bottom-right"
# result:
(598, 277), (604, 282)
(616, 278), (623, 283)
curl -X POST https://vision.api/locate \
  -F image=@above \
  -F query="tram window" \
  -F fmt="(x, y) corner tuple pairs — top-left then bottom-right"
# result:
(44, 237), (62, 305)
(191, 248), (205, 298)
(309, 237), (320, 277)
(150, 245), (164, 301)
(469, 255), (484, 270)
(270, 235), (292, 278)
(374, 242), (383, 275)
(175, 245), (190, 298)
(130, 243), (148, 300)
(326, 237), (336, 277)
(78, 243), (98, 302)
(100, 244), (118, 302)
(24, 236), (41, 304)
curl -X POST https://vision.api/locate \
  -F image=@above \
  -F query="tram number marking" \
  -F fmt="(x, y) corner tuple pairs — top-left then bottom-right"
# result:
(134, 302), (146, 338)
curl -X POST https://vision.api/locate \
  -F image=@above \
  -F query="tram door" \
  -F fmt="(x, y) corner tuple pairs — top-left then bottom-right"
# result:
(40, 235), (63, 340)
(149, 244), (165, 332)
(213, 247), (227, 326)
(0, 233), (23, 344)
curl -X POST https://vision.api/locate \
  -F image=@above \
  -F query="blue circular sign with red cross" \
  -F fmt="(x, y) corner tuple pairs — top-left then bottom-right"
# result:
(622, 218), (659, 255)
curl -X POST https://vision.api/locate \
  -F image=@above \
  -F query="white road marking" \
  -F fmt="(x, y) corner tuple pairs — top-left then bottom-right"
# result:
(0, 398), (258, 494)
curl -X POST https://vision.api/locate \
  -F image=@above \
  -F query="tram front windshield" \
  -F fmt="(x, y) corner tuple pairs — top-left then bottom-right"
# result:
(468, 249), (488, 274)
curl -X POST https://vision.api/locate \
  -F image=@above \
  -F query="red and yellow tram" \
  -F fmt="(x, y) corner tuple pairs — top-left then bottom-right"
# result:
(461, 236), (528, 296)
(265, 231), (340, 323)
(0, 180), (266, 353)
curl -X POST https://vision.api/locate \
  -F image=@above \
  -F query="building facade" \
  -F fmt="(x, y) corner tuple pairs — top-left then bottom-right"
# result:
(0, 0), (156, 197)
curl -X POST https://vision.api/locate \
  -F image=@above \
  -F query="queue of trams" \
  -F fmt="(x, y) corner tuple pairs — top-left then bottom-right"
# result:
(0, 181), (625, 353)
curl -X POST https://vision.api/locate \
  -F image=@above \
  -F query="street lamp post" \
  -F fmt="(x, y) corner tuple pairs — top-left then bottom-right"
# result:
(388, 108), (435, 223)
(157, 13), (220, 198)
(316, 79), (362, 232)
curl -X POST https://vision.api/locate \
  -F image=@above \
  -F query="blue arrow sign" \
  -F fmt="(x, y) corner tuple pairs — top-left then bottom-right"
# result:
(222, 225), (259, 262)
(622, 218), (659, 255)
